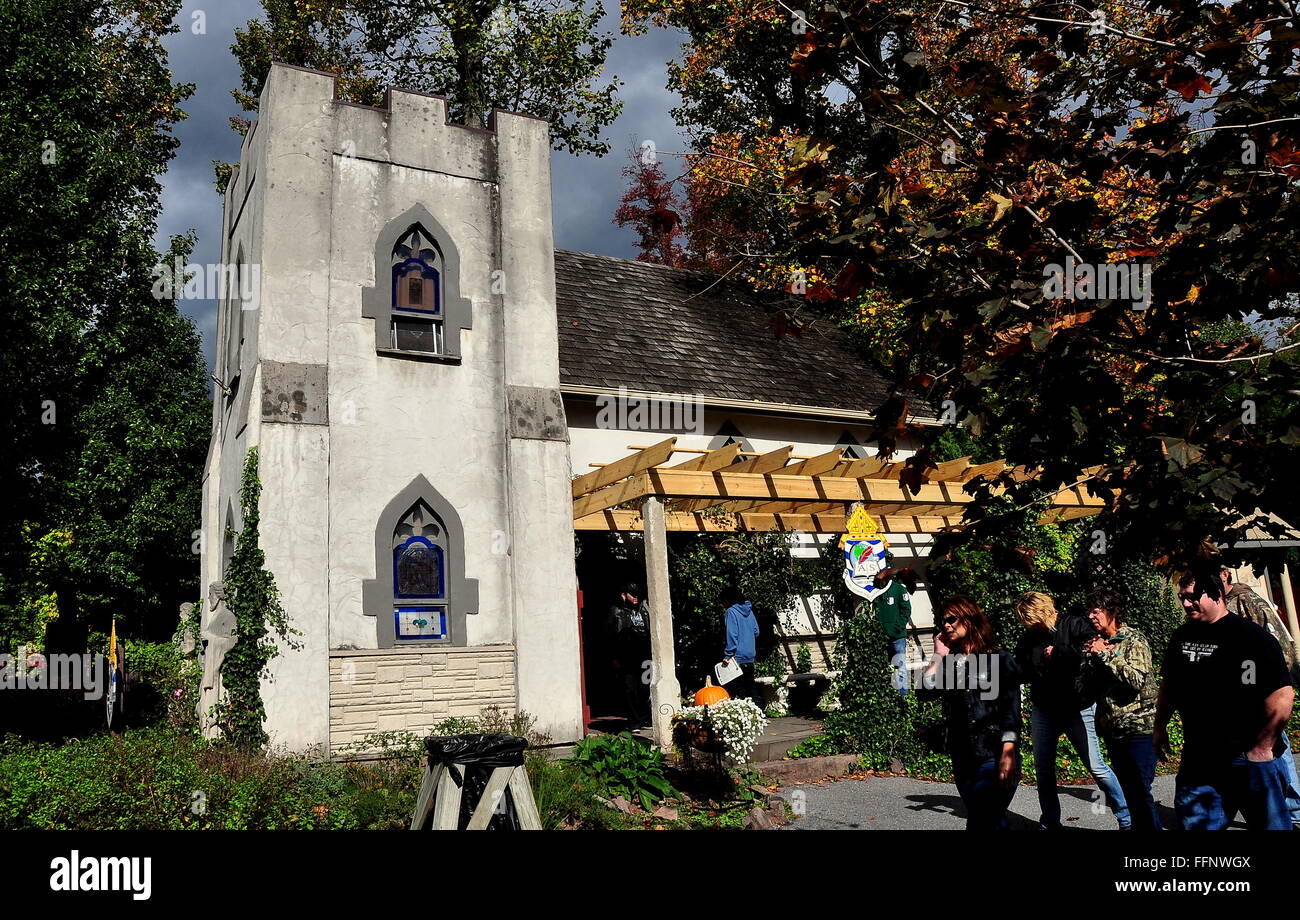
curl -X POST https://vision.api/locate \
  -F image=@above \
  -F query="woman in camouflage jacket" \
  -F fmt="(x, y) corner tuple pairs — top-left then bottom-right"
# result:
(1077, 588), (1163, 830)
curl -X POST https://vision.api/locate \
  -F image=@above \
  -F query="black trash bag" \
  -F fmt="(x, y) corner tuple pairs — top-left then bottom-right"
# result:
(425, 733), (528, 830)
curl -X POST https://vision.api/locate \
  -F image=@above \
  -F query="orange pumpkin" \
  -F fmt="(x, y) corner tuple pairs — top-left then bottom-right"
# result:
(693, 676), (730, 707)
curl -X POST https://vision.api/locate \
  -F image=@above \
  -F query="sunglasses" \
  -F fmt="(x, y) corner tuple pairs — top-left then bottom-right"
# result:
(941, 615), (961, 625)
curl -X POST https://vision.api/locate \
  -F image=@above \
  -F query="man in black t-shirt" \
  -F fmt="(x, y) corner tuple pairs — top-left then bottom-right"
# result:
(1155, 562), (1295, 830)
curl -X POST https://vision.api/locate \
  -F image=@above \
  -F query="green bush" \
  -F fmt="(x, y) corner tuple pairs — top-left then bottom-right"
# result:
(570, 731), (677, 811)
(526, 755), (627, 830)
(0, 726), (418, 830)
(820, 610), (947, 767)
(124, 639), (201, 731)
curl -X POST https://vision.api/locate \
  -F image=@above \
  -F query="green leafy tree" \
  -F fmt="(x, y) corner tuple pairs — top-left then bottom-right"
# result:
(0, 0), (207, 649)
(222, 0), (623, 190)
(626, 0), (1300, 565)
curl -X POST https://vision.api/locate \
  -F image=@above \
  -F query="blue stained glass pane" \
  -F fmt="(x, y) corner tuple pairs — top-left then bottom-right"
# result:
(394, 537), (444, 598)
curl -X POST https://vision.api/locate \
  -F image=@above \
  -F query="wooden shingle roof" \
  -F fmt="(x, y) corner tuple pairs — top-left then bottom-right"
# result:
(554, 249), (935, 419)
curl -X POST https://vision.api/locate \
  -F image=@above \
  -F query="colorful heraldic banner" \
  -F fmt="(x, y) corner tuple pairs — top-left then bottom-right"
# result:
(841, 507), (888, 601)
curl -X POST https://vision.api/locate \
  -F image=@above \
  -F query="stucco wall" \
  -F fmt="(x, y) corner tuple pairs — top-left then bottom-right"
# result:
(329, 646), (517, 750)
(201, 63), (584, 752)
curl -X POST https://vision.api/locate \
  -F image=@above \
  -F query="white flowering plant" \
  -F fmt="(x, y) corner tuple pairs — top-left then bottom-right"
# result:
(674, 698), (767, 763)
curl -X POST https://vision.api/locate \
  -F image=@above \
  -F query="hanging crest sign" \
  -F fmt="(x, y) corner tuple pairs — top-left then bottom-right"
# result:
(841, 506), (888, 600)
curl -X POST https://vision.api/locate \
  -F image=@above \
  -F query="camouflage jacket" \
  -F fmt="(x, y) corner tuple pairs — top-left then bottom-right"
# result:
(1226, 584), (1299, 677)
(1076, 625), (1157, 739)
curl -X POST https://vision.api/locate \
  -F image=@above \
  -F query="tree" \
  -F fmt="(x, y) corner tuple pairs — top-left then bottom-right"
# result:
(613, 148), (688, 266)
(0, 0), (208, 648)
(223, 0), (623, 189)
(625, 0), (1300, 565)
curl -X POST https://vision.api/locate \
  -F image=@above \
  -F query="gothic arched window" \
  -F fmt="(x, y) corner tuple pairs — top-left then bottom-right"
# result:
(389, 225), (444, 353)
(391, 500), (448, 640)
(362, 205), (473, 361)
(363, 475), (478, 648)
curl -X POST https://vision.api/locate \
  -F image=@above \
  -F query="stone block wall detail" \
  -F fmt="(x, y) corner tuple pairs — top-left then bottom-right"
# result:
(328, 645), (516, 751)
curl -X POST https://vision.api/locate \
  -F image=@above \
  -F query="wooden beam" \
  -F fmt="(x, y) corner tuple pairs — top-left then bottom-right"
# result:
(930, 456), (973, 482)
(722, 449), (845, 513)
(958, 459), (1007, 483)
(672, 446), (794, 512)
(668, 441), (741, 472)
(571, 437), (677, 498)
(647, 469), (973, 506)
(573, 509), (967, 534)
(572, 471), (651, 519)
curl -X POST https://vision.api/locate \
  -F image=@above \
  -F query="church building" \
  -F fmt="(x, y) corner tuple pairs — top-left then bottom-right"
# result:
(199, 63), (941, 753)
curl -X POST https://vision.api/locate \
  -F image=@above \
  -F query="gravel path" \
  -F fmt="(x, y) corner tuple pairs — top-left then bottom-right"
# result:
(776, 774), (1247, 830)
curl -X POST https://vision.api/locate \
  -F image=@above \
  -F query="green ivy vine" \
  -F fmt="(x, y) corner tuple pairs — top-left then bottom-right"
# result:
(214, 448), (298, 748)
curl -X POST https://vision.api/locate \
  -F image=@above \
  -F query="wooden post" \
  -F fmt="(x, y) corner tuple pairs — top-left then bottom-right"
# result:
(1281, 562), (1300, 660)
(643, 495), (681, 752)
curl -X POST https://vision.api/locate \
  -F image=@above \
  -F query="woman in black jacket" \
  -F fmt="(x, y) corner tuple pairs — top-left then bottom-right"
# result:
(920, 595), (1021, 830)
(1014, 591), (1131, 830)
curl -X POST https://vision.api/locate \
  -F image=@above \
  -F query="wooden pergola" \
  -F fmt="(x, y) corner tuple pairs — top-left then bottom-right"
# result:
(572, 437), (1106, 750)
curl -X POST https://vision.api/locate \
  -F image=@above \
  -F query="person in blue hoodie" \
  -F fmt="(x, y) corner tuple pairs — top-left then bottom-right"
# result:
(722, 586), (760, 704)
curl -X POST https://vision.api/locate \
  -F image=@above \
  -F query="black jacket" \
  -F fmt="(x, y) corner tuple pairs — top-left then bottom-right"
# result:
(1014, 614), (1097, 715)
(607, 600), (649, 663)
(918, 648), (1023, 764)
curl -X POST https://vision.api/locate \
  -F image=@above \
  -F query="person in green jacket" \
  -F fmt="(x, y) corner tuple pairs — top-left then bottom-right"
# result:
(873, 564), (915, 695)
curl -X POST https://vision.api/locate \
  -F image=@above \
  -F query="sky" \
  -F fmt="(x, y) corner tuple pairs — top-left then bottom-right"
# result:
(155, 1), (688, 373)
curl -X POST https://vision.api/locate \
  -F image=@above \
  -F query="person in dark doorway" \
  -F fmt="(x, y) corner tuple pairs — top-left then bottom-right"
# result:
(607, 582), (651, 727)
(873, 563), (917, 695)
(721, 586), (760, 705)
(918, 595), (1021, 830)
(1156, 561), (1295, 830)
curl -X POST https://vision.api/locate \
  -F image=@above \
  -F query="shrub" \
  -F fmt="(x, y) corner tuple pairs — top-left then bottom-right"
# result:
(821, 609), (947, 767)
(0, 726), (418, 830)
(526, 755), (626, 830)
(124, 639), (201, 731)
(570, 731), (677, 811)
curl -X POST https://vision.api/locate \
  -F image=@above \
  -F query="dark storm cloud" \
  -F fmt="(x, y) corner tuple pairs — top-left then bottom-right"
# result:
(155, 1), (684, 373)
(157, 0), (263, 376)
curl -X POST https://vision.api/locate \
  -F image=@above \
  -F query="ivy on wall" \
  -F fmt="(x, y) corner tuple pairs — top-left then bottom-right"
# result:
(214, 448), (297, 748)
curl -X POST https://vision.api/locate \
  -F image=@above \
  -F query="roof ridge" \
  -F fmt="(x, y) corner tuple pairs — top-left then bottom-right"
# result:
(554, 248), (748, 283)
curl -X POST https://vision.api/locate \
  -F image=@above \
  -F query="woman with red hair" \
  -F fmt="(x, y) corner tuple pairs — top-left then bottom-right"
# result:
(920, 596), (1023, 830)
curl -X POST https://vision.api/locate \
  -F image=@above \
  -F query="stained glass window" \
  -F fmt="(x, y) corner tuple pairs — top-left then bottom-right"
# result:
(391, 226), (442, 316)
(391, 501), (448, 639)
(395, 538), (444, 598)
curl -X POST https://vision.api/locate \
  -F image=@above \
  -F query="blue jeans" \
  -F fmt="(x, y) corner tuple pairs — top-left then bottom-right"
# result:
(1175, 753), (1291, 830)
(953, 757), (1017, 831)
(1280, 734), (1300, 825)
(888, 637), (909, 696)
(1031, 703), (1131, 828)
(1107, 734), (1162, 830)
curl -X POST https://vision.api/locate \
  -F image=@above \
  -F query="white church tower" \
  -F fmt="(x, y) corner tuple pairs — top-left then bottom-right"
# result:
(200, 62), (582, 752)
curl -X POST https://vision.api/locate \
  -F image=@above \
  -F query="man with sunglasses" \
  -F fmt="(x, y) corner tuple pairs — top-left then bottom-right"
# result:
(1154, 561), (1295, 830)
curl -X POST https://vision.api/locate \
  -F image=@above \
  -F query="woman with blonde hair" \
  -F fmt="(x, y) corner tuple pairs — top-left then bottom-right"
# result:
(1014, 590), (1131, 830)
